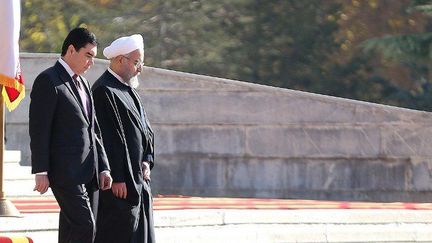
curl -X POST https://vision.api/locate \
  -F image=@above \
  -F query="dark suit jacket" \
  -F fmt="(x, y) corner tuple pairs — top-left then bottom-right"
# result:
(92, 70), (154, 206)
(29, 61), (110, 187)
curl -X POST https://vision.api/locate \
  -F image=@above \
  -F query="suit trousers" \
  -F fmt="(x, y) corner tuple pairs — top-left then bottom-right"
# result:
(51, 183), (96, 243)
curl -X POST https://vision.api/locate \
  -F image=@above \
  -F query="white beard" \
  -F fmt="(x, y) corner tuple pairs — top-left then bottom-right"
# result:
(127, 75), (140, 89)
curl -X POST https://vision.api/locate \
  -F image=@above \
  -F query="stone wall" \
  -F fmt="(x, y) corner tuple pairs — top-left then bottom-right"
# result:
(7, 53), (432, 202)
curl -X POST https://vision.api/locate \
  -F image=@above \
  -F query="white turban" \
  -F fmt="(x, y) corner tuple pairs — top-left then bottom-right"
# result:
(103, 34), (144, 59)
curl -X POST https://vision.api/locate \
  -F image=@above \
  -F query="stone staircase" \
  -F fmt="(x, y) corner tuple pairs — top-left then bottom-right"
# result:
(3, 150), (53, 198)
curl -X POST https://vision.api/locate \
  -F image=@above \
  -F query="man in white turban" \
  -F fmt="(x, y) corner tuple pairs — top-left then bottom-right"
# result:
(92, 34), (156, 243)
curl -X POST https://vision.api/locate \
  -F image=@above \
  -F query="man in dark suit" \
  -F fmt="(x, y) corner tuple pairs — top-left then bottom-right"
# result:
(30, 27), (113, 243)
(92, 34), (155, 243)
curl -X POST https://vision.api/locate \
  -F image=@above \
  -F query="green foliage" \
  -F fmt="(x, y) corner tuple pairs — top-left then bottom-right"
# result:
(408, 0), (432, 15)
(362, 33), (432, 62)
(19, 0), (432, 111)
(361, 0), (432, 111)
(21, 0), (77, 52)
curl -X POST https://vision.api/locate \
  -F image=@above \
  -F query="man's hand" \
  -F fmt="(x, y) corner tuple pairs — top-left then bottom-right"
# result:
(34, 174), (50, 194)
(111, 182), (127, 199)
(142, 161), (151, 181)
(99, 171), (113, 191)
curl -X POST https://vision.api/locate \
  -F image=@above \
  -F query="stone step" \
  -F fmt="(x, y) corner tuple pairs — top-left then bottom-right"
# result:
(156, 223), (432, 243)
(3, 159), (53, 198)
(2, 210), (432, 243)
(3, 162), (32, 180)
(4, 179), (53, 198)
(4, 150), (21, 164)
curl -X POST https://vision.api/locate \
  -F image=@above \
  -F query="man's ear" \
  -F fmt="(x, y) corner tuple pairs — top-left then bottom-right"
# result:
(67, 44), (76, 55)
(117, 55), (125, 64)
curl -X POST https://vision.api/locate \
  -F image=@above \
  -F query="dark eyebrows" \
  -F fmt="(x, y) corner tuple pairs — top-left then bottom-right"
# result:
(86, 51), (95, 57)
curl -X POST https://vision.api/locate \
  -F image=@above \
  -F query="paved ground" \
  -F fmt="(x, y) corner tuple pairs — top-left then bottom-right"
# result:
(3, 205), (432, 243)
(2, 156), (432, 242)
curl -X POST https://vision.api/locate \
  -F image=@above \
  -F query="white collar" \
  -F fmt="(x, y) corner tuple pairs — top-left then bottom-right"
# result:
(107, 67), (129, 87)
(58, 58), (75, 78)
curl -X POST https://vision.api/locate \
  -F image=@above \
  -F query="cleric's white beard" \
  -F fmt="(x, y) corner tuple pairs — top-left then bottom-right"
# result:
(127, 76), (140, 89)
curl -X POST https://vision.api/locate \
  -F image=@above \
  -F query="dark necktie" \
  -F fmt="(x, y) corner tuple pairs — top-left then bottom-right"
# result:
(73, 74), (90, 117)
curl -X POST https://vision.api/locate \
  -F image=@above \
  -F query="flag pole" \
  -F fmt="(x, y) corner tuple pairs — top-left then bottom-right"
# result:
(0, 85), (20, 217)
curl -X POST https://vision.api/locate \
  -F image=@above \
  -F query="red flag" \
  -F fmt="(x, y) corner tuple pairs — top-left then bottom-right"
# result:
(0, 0), (25, 111)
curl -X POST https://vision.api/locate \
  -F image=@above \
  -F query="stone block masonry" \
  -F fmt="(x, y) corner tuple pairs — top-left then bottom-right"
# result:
(9, 53), (432, 202)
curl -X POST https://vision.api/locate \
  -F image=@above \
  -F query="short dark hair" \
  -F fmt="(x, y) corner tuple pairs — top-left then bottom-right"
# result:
(61, 27), (98, 56)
